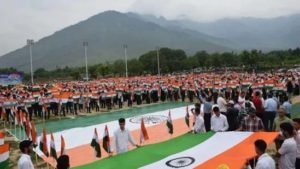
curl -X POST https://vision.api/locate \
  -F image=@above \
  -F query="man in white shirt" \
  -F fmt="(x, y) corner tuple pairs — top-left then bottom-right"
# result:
(254, 139), (275, 169)
(277, 122), (297, 169)
(112, 118), (139, 154)
(18, 140), (34, 169)
(211, 105), (229, 132)
(264, 93), (278, 131)
(193, 107), (206, 134)
(293, 118), (300, 169)
(217, 93), (227, 114)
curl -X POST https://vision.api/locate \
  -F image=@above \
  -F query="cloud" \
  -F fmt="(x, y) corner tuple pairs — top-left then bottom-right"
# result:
(0, 0), (299, 56)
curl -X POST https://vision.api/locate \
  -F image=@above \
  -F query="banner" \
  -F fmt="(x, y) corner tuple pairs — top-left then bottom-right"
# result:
(0, 73), (23, 86)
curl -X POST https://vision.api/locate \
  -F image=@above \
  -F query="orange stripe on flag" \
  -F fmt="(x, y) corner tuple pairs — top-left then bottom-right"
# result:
(194, 132), (278, 169)
(0, 132), (4, 139)
(0, 144), (9, 154)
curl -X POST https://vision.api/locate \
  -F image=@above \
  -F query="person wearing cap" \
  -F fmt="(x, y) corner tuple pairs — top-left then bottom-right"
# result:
(226, 100), (239, 131)
(210, 105), (228, 132)
(237, 107), (264, 132)
(18, 140), (34, 169)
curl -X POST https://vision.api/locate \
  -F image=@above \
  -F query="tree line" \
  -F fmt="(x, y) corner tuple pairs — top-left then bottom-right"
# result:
(1, 47), (300, 82)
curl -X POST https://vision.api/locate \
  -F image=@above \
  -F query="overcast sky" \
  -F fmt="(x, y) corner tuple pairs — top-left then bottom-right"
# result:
(0, 0), (300, 56)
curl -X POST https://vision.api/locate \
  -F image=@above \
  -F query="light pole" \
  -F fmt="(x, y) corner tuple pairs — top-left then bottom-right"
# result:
(156, 47), (160, 77)
(83, 42), (88, 81)
(123, 44), (128, 78)
(27, 39), (34, 85)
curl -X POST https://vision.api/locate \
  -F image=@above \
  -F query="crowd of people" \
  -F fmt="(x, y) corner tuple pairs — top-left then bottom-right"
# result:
(0, 70), (299, 123)
(2, 70), (300, 169)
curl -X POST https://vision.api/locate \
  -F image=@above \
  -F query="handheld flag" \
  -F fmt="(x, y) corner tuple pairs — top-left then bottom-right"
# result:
(31, 122), (37, 147)
(50, 132), (57, 160)
(102, 125), (111, 153)
(185, 106), (190, 127)
(90, 128), (101, 158)
(140, 118), (149, 144)
(166, 110), (173, 135)
(60, 135), (66, 156)
(39, 128), (49, 157)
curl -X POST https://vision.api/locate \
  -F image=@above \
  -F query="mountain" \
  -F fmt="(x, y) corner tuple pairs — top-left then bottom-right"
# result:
(0, 11), (229, 71)
(136, 13), (300, 50)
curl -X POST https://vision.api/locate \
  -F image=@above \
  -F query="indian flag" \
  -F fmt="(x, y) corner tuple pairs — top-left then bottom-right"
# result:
(74, 132), (278, 169)
(39, 128), (49, 157)
(185, 106), (190, 128)
(102, 125), (111, 153)
(140, 118), (149, 144)
(90, 128), (101, 158)
(31, 122), (37, 147)
(60, 135), (66, 156)
(0, 144), (9, 168)
(0, 132), (4, 145)
(166, 110), (173, 135)
(50, 132), (57, 160)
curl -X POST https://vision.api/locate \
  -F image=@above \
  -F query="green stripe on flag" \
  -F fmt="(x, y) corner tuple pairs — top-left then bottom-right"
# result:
(0, 160), (9, 169)
(74, 132), (214, 169)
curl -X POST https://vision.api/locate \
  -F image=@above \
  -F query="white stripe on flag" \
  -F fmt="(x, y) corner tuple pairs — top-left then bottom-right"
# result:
(139, 132), (252, 169)
(35, 105), (193, 155)
(0, 139), (3, 146)
(0, 151), (9, 163)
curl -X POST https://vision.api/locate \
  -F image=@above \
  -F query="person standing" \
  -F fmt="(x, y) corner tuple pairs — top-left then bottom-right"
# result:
(112, 118), (139, 154)
(264, 93), (278, 131)
(236, 107), (264, 132)
(277, 122), (297, 169)
(293, 118), (300, 169)
(210, 106), (228, 132)
(273, 108), (292, 131)
(254, 139), (276, 169)
(283, 96), (292, 118)
(217, 93), (227, 115)
(199, 91), (213, 131)
(252, 91), (265, 120)
(226, 100), (239, 131)
(193, 108), (206, 134)
(18, 140), (34, 169)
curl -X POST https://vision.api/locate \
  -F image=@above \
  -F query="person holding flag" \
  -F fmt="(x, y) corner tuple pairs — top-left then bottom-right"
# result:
(112, 118), (139, 155)
(192, 107), (205, 134)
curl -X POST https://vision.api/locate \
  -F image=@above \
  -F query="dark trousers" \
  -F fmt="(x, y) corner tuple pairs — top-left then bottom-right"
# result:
(296, 158), (300, 169)
(204, 113), (211, 131)
(263, 111), (276, 131)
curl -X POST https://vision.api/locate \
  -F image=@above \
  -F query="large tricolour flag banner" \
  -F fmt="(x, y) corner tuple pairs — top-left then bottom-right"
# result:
(0, 144), (9, 168)
(73, 132), (278, 169)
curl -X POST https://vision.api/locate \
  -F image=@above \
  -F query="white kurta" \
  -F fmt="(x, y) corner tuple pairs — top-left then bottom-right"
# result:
(113, 128), (136, 154)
